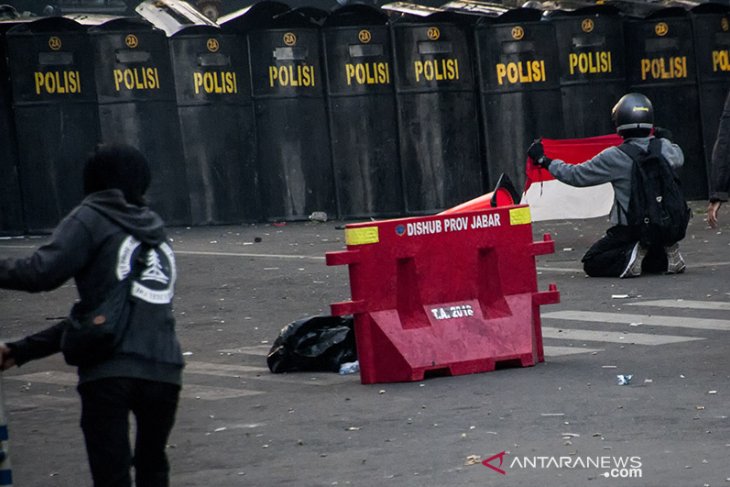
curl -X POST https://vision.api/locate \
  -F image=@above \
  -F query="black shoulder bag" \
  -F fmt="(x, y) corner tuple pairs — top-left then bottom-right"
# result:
(61, 244), (148, 367)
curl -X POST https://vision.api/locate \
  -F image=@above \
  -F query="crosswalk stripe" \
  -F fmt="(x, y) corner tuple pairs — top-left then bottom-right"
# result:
(543, 345), (604, 357)
(185, 361), (269, 376)
(219, 345), (270, 356)
(4, 370), (263, 400)
(182, 384), (263, 400)
(541, 327), (704, 346)
(6, 371), (76, 386)
(626, 300), (730, 311)
(185, 360), (353, 386)
(542, 310), (730, 331)
(5, 394), (76, 409)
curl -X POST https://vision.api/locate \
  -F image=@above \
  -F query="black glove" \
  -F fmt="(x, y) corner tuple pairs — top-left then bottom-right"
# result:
(527, 139), (552, 169)
(653, 126), (673, 140)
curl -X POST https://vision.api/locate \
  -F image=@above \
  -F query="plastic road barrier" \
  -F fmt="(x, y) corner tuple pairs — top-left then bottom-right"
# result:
(327, 205), (559, 384)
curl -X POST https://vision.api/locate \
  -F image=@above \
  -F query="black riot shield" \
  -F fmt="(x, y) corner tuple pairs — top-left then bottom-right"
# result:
(168, 26), (259, 224)
(691, 3), (730, 178)
(323, 5), (403, 219)
(6, 17), (98, 232)
(246, 7), (337, 222)
(89, 18), (191, 225)
(0, 21), (26, 234)
(475, 8), (564, 192)
(392, 11), (483, 214)
(550, 6), (627, 138)
(625, 8), (706, 200)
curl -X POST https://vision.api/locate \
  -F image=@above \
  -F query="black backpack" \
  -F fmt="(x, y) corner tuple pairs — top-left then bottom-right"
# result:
(617, 138), (691, 247)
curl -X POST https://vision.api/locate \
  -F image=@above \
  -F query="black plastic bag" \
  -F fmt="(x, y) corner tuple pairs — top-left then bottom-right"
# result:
(267, 315), (356, 373)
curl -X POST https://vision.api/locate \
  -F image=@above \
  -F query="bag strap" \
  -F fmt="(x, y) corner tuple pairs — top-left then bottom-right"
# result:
(616, 140), (645, 161)
(614, 141), (646, 225)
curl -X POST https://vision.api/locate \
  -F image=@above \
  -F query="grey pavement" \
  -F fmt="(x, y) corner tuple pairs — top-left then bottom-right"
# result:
(1, 200), (729, 487)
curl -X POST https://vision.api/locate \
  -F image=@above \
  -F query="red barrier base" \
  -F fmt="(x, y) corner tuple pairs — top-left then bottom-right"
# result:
(355, 294), (539, 384)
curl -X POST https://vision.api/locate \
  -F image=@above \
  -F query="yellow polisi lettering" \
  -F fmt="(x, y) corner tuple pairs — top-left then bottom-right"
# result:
(568, 51), (612, 75)
(712, 49), (730, 72)
(268, 64), (315, 88)
(413, 58), (460, 83)
(639, 56), (688, 80)
(112, 67), (160, 91)
(192, 71), (238, 94)
(344, 62), (390, 86)
(33, 70), (81, 95)
(495, 60), (546, 85)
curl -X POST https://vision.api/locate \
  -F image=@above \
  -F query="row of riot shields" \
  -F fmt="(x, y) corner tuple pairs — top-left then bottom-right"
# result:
(2, 1), (730, 234)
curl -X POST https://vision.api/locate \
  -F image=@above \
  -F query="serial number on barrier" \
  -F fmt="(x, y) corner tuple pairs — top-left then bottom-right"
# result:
(430, 304), (474, 320)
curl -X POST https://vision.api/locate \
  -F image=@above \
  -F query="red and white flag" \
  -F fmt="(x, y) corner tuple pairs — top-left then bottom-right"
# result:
(522, 134), (623, 221)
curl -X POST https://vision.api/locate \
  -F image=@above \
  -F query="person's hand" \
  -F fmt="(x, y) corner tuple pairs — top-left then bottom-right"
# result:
(653, 126), (673, 140)
(527, 139), (551, 169)
(0, 343), (16, 370)
(707, 200), (722, 229)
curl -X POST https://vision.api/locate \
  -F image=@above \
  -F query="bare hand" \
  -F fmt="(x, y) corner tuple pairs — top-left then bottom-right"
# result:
(707, 201), (722, 229)
(0, 343), (15, 370)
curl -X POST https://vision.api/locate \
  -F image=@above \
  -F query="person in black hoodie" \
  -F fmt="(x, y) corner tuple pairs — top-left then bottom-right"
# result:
(0, 144), (184, 487)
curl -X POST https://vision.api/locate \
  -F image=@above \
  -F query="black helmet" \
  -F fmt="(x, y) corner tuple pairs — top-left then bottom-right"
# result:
(611, 93), (653, 137)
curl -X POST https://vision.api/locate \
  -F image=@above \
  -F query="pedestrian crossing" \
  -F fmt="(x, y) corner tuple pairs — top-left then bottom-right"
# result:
(542, 327), (704, 346)
(542, 299), (730, 358)
(542, 310), (730, 331)
(2, 300), (728, 403)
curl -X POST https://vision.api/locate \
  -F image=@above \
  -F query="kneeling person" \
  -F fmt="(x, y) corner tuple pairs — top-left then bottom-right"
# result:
(527, 93), (687, 278)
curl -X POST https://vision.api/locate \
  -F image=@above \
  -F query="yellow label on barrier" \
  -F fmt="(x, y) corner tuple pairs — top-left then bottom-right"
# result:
(509, 207), (531, 226)
(345, 227), (379, 246)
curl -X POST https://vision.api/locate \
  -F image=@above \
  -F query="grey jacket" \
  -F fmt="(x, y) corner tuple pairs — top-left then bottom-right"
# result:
(548, 136), (684, 225)
(0, 189), (184, 385)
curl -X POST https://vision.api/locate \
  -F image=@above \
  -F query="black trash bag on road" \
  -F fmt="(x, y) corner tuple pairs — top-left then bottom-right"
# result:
(267, 315), (356, 373)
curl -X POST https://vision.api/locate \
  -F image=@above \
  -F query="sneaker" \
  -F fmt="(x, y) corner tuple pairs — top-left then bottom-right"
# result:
(665, 243), (686, 274)
(620, 242), (646, 278)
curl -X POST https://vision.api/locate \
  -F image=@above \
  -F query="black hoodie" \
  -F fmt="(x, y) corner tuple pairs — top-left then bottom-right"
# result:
(0, 189), (183, 386)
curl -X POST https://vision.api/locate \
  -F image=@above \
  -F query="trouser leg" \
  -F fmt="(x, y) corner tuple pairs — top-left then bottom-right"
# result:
(581, 226), (638, 277)
(132, 381), (181, 487)
(78, 378), (133, 487)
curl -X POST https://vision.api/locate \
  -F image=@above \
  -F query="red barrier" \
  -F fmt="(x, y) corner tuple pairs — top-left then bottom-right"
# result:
(327, 205), (559, 384)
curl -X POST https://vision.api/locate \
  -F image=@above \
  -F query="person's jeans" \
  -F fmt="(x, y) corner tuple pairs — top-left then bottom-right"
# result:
(78, 378), (180, 487)
(582, 225), (667, 277)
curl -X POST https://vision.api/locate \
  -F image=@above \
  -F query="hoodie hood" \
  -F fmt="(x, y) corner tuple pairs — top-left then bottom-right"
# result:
(82, 189), (167, 246)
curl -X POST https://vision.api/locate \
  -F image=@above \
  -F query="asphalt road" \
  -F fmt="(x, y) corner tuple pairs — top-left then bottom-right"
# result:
(1, 200), (728, 487)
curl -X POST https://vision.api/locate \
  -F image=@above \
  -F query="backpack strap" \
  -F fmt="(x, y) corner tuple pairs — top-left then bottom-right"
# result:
(615, 141), (646, 225)
(616, 140), (645, 161)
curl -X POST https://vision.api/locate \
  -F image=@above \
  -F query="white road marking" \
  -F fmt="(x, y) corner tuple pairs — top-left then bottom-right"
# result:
(176, 250), (324, 260)
(182, 384), (263, 400)
(185, 361), (269, 377)
(543, 345), (604, 357)
(5, 394), (76, 409)
(542, 310), (730, 331)
(4, 370), (263, 400)
(219, 345), (271, 356)
(626, 300), (730, 311)
(541, 327), (704, 346)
